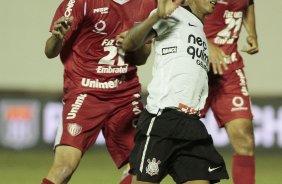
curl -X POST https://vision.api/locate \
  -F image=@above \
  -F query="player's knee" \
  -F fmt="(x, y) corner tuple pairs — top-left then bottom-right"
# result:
(51, 161), (77, 180)
(226, 119), (255, 155)
(233, 130), (255, 155)
(60, 164), (75, 177)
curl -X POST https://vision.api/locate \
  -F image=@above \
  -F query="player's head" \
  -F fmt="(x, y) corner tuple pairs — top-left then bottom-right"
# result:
(185, 0), (217, 20)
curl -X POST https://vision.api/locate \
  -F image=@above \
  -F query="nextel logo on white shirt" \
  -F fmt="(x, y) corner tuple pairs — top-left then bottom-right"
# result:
(187, 34), (208, 71)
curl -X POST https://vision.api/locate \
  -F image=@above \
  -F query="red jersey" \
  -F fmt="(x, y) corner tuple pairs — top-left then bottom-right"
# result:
(50, 0), (156, 99)
(204, 0), (253, 73)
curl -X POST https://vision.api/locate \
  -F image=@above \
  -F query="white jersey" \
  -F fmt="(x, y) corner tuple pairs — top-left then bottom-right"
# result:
(146, 7), (209, 115)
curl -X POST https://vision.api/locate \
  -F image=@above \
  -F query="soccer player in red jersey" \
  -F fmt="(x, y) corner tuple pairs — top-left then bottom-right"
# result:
(41, 0), (156, 184)
(202, 0), (259, 184)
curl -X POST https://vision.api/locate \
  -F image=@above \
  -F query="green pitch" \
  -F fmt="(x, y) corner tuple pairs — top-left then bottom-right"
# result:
(0, 147), (281, 184)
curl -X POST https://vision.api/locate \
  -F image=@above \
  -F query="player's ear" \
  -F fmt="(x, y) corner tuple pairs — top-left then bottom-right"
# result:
(180, 0), (186, 5)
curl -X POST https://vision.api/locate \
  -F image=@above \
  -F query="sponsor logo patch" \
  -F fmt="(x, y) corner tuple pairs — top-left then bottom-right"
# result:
(187, 34), (208, 71)
(162, 46), (177, 55)
(235, 69), (249, 96)
(81, 78), (122, 89)
(93, 7), (109, 14)
(64, 0), (76, 17)
(92, 20), (107, 35)
(231, 96), (248, 112)
(96, 65), (128, 74)
(178, 103), (201, 116)
(66, 94), (87, 119)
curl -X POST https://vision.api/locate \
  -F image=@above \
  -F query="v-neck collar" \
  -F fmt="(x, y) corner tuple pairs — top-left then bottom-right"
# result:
(112, 0), (130, 5)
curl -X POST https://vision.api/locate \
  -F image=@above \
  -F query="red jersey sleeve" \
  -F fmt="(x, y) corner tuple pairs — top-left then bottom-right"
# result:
(49, 0), (87, 41)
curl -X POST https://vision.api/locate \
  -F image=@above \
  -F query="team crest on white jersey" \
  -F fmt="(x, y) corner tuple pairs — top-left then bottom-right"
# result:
(146, 158), (161, 176)
(67, 123), (82, 136)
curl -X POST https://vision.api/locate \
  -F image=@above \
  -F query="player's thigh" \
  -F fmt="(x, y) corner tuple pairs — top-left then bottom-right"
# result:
(104, 102), (140, 168)
(210, 69), (253, 126)
(170, 149), (227, 184)
(105, 96), (143, 145)
(59, 93), (109, 152)
(225, 118), (254, 139)
(105, 106), (137, 144)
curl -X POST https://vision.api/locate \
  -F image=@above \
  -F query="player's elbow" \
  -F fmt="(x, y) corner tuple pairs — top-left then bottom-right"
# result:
(122, 41), (137, 52)
(124, 52), (147, 66)
(45, 49), (57, 59)
(124, 49), (150, 66)
(134, 59), (147, 66)
(44, 44), (60, 59)
(133, 56), (147, 66)
(122, 35), (142, 52)
(44, 36), (62, 59)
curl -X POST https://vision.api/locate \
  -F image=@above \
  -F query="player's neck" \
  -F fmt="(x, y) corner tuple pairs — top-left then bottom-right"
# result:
(184, 5), (204, 23)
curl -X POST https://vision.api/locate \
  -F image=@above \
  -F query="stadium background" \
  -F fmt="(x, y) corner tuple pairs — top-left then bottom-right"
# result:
(0, 1), (281, 184)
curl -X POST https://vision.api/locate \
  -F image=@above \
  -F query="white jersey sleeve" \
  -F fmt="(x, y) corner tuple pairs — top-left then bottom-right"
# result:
(150, 9), (178, 36)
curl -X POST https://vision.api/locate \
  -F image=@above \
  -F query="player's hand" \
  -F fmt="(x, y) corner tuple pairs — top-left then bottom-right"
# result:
(52, 16), (74, 40)
(241, 35), (259, 55)
(208, 41), (229, 75)
(157, 0), (184, 18)
(116, 31), (128, 47)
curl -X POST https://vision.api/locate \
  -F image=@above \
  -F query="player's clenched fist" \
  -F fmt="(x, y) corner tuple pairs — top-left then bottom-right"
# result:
(241, 35), (259, 55)
(52, 16), (74, 40)
(157, 0), (184, 18)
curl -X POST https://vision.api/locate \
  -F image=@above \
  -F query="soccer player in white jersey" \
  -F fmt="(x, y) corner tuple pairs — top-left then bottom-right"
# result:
(121, 0), (229, 183)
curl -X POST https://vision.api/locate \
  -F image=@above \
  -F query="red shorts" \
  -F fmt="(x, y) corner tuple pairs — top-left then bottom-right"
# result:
(55, 92), (143, 168)
(201, 68), (253, 127)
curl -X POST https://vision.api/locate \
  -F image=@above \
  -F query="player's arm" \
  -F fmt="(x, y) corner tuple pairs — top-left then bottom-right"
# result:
(125, 44), (152, 66)
(120, 11), (160, 66)
(122, 0), (183, 52)
(122, 14), (159, 52)
(117, 31), (153, 66)
(241, 3), (259, 54)
(45, 16), (73, 58)
(207, 40), (229, 75)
